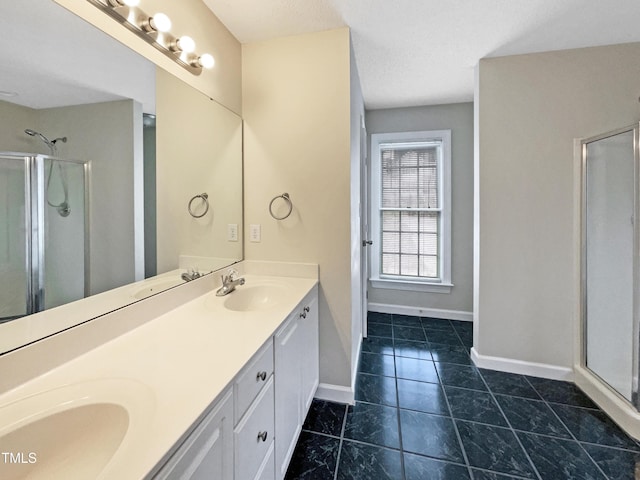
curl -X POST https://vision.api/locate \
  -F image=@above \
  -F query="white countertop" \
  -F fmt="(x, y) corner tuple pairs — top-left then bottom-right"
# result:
(0, 271), (318, 479)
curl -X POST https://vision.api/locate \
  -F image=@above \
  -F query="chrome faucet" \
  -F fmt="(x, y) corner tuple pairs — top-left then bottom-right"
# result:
(181, 269), (202, 282)
(216, 268), (245, 296)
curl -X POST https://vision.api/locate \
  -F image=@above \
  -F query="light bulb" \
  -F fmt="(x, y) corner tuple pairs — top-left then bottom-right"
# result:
(149, 13), (171, 32)
(198, 53), (215, 69)
(177, 36), (196, 53)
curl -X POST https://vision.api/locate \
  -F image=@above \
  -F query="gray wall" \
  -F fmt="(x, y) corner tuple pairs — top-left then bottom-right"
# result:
(40, 100), (142, 296)
(475, 42), (640, 372)
(365, 103), (474, 316)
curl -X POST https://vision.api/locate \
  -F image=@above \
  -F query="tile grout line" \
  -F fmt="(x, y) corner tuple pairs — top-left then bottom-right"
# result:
(332, 403), (349, 480)
(364, 313), (629, 479)
(433, 320), (476, 480)
(476, 365), (544, 480)
(522, 376), (610, 479)
(367, 314), (619, 479)
(392, 313), (407, 480)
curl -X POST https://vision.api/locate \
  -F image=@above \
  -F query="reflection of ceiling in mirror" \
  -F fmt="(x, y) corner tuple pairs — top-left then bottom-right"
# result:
(0, 0), (155, 112)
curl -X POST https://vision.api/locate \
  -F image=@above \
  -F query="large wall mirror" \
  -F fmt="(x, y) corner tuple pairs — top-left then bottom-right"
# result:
(0, 0), (243, 353)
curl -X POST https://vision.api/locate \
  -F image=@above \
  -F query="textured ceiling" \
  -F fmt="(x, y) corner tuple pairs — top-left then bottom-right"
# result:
(203, 0), (640, 109)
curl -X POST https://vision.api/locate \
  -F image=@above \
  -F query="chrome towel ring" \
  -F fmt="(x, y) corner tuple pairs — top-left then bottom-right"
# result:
(269, 193), (293, 220)
(188, 193), (210, 218)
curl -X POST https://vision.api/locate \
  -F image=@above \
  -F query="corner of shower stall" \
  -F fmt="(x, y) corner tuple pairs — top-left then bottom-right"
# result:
(575, 123), (640, 440)
(0, 152), (89, 322)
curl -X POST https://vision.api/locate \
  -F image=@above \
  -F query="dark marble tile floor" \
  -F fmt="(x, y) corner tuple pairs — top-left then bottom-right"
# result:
(285, 312), (639, 480)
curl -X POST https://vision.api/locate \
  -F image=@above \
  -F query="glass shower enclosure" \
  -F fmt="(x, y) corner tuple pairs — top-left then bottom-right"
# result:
(581, 125), (639, 406)
(0, 153), (88, 322)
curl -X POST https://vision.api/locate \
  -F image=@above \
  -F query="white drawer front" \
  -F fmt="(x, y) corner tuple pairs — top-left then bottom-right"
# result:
(155, 390), (234, 480)
(234, 340), (274, 423)
(255, 442), (275, 480)
(234, 377), (275, 480)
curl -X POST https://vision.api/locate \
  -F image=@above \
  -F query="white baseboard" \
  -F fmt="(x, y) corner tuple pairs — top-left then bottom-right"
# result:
(470, 348), (574, 381)
(574, 366), (640, 440)
(368, 303), (473, 322)
(315, 383), (355, 405)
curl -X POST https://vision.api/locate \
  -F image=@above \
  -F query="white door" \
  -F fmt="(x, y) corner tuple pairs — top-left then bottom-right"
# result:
(360, 118), (371, 337)
(300, 293), (319, 413)
(583, 127), (636, 401)
(274, 315), (302, 480)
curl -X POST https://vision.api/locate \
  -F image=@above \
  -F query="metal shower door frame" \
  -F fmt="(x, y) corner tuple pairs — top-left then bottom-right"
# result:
(1, 152), (90, 316)
(580, 124), (640, 409)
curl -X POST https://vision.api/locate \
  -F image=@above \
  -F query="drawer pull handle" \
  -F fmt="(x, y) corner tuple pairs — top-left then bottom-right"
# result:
(257, 431), (268, 442)
(256, 371), (267, 381)
(300, 311), (307, 319)
(304, 306), (310, 313)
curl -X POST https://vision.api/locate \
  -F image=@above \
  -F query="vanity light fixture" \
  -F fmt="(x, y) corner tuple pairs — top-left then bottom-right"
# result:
(107, 0), (139, 6)
(87, 0), (215, 75)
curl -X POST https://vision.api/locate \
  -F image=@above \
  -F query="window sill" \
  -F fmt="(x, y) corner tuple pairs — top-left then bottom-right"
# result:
(370, 278), (453, 294)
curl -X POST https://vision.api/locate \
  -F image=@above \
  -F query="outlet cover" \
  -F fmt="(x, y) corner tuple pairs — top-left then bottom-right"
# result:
(227, 224), (238, 242)
(249, 224), (261, 242)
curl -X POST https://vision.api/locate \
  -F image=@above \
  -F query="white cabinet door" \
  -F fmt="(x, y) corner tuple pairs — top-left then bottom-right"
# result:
(274, 314), (303, 480)
(234, 378), (275, 480)
(299, 290), (319, 414)
(155, 390), (233, 480)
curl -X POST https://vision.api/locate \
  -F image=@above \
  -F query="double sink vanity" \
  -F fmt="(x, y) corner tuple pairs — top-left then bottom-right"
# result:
(0, 261), (319, 480)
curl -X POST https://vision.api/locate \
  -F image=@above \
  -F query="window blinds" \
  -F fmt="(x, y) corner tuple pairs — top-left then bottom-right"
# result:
(379, 143), (441, 278)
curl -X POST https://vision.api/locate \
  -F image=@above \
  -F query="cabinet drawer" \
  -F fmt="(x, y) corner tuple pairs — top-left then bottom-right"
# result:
(255, 442), (275, 480)
(154, 390), (233, 480)
(234, 340), (274, 423)
(235, 377), (275, 480)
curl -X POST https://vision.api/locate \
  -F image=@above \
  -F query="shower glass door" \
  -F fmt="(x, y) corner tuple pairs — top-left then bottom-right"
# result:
(583, 126), (638, 403)
(0, 153), (88, 321)
(43, 158), (88, 310)
(0, 155), (28, 322)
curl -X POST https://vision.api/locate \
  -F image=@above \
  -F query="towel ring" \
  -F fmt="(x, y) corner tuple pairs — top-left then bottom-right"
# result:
(188, 193), (210, 218)
(269, 193), (293, 220)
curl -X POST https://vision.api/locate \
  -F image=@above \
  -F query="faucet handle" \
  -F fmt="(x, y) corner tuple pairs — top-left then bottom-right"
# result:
(227, 268), (239, 281)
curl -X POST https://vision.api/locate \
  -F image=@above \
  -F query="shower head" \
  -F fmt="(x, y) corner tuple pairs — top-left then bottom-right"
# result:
(24, 129), (66, 155)
(24, 128), (54, 150)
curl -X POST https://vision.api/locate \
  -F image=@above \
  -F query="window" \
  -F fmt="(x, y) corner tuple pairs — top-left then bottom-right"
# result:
(370, 130), (452, 293)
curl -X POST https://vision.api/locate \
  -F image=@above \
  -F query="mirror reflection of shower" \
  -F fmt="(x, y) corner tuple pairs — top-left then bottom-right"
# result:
(24, 129), (71, 217)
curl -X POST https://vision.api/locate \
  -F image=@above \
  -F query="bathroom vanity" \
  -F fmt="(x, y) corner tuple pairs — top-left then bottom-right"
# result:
(0, 262), (319, 480)
(153, 284), (319, 480)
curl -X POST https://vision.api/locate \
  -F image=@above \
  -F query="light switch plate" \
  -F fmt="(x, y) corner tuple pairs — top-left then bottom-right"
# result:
(249, 224), (261, 242)
(227, 224), (238, 242)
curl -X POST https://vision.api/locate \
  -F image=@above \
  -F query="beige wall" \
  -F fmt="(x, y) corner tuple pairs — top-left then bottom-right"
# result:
(366, 103), (474, 316)
(156, 69), (243, 273)
(242, 28), (355, 391)
(476, 42), (640, 370)
(53, 0), (241, 114)
(0, 100), (38, 153)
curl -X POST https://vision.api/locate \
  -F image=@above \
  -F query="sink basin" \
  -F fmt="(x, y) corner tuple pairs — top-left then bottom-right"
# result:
(223, 283), (288, 312)
(0, 379), (154, 480)
(131, 276), (185, 300)
(0, 403), (128, 479)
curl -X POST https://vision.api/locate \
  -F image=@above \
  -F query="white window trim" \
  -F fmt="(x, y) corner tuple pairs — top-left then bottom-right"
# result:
(369, 130), (452, 294)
